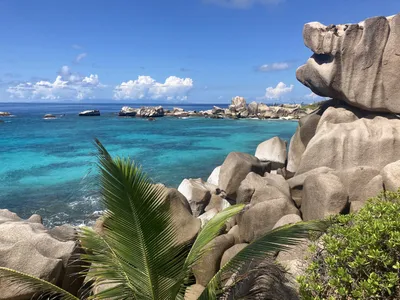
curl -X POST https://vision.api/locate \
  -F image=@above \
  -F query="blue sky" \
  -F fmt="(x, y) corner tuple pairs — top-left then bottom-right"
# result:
(0, 0), (398, 103)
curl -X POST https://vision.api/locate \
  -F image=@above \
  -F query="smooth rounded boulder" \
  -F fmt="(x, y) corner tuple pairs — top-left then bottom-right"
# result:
(238, 199), (300, 243)
(301, 173), (348, 221)
(287, 112), (321, 173)
(381, 160), (400, 192)
(255, 137), (287, 169)
(219, 152), (265, 199)
(0, 210), (84, 299)
(272, 214), (303, 230)
(236, 172), (290, 205)
(296, 107), (400, 175)
(248, 101), (259, 115)
(163, 188), (201, 245)
(178, 178), (211, 217)
(205, 194), (230, 213)
(207, 166), (221, 186)
(192, 234), (235, 286)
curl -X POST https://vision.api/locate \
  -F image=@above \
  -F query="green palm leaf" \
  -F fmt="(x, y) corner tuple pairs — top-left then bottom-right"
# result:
(173, 204), (245, 297)
(0, 267), (79, 300)
(200, 220), (328, 299)
(86, 139), (190, 300)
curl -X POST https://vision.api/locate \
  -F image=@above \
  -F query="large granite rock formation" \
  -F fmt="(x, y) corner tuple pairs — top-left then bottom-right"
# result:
(0, 210), (85, 299)
(295, 105), (400, 175)
(296, 14), (400, 113)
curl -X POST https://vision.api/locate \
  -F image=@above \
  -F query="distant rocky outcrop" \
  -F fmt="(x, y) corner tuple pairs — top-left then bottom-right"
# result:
(138, 106), (164, 117)
(119, 106), (137, 116)
(0, 112), (11, 117)
(43, 114), (56, 119)
(79, 110), (100, 116)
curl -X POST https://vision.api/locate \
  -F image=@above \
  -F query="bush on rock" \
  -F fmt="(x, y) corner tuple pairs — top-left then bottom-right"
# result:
(298, 191), (400, 299)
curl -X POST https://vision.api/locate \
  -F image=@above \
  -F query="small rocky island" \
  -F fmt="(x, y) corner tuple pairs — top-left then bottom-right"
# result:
(79, 110), (100, 116)
(118, 97), (314, 120)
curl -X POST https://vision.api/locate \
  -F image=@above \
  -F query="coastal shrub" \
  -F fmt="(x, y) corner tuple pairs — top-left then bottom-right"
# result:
(298, 191), (400, 299)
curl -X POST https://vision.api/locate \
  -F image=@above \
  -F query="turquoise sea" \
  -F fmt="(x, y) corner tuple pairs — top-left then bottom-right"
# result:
(0, 103), (298, 226)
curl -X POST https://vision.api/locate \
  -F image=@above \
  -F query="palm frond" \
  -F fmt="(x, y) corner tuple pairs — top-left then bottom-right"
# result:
(0, 267), (79, 300)
(200, 220), (329, 299)
(87, 139), (189, 299)
(174, 204), (245, 296)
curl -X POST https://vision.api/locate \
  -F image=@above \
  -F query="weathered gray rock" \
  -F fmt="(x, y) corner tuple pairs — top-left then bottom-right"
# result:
(333, 166), (380, 203)
(231, 96), (247, 111)
(0, 210), (84, 299)
(178, 178), (211, 217)
(276, 239), (310, 265)
(287, 167), (334, 207)
(198, 208), (219, 228)
(238, 199), (300, 243)
(258, 103), (270, 114)
(287, 113), (321, 173)
(193, 234), (235, 286)
(119, 106), (137, 116)
(227, 225), (241, 244)
(255, 137), (287, 169)
(381, 160), (400, 192)
(238, 109), (249, 118)
(350, 201), (366, 213)
(207, 166), (221, 186)
(212, 106), (224, 114)
(205, 194), (231, 213)
(297, 14), (400, 113)
(359, 175), (384, 202)
(301, 173), (349, 221)
(296, 107), (400, 175)
(272, 214), (303, 230)
(138, 106), (164, 117)
(248, 101), (258, 115)
(220, 244), (248, 269)
(236, 172), (290, 205)
(219, 152), (265, 199)
(163, 188), (201, 245)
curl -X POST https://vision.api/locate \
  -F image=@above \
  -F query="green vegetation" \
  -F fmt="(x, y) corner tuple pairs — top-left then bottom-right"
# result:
(0, 140), (326, 299)
(298, 191), (400, 300)
(301, 101), (326, 111)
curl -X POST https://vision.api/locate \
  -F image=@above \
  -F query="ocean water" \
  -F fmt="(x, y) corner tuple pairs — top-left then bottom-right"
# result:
(0, 103), (298, 226)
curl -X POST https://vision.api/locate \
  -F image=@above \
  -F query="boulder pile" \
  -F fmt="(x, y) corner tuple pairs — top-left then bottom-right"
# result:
(177, 12), (400, 297)
(118, 98), (311, 120)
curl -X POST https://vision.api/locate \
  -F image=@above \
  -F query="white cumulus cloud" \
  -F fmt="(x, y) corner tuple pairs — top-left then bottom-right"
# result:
(114, 75), (194, 101)
(258, 62), (290, 72)
(74, 53), (87, 63)
(265, 82), (294, 99)
(7, 65), (103, 100)
(204, 0), (282, 9)
(305, 92), (327, 101)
